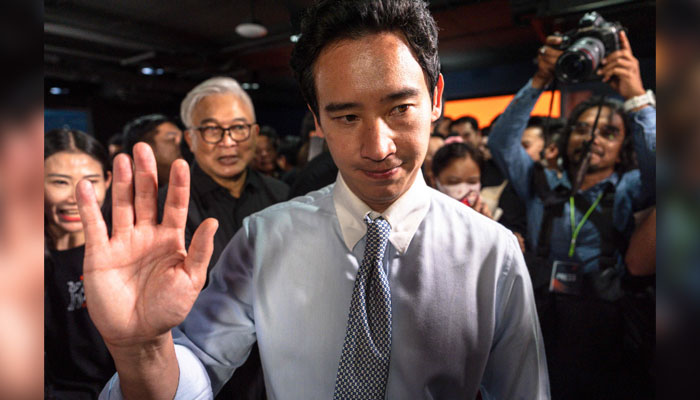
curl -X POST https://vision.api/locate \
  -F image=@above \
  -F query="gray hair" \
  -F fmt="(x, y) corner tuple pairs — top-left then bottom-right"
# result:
(180, 76), (256, 128)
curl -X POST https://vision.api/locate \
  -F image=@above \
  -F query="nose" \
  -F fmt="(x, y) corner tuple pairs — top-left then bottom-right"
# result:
(68, 184), (79, 204)
(218, 130), (238, 147)
(361, 118), (396, 161)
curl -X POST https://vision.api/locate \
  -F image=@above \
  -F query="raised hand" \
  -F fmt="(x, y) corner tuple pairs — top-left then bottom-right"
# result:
(597, 30), (645, 100)
(76, 142), (218, 351)
(532, 35), (564, 89)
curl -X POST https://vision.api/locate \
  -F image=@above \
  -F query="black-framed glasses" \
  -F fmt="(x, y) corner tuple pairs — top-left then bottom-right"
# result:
(193, 123), (256, 144)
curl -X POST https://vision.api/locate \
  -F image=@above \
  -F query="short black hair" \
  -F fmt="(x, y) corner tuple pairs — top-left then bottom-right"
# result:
(258, 125), (280, 151)
(122, 114), (176, 156)
(431, 142), (484, 178)
(563, 96), (635, 173)
(451, 116), (479, 132)
(290, 0), (440, 118)
(45, 128), (110, 178)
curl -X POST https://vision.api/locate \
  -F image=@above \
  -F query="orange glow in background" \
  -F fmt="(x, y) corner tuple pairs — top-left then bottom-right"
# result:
(444, 91), (561, 128)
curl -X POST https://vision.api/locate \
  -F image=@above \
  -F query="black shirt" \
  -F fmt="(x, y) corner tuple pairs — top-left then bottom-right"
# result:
(169, 163), (289, 275)
(288, 151), (338, 199)
(45, 246), (116, 400)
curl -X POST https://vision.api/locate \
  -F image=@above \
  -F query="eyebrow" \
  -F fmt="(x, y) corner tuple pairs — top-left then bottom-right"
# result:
(198, 117), (248, 125)
(324, 102), (361, 114)
(323, 88), (422, 114)
(47, 173), (102, 179)
(380, 88), (421, 103)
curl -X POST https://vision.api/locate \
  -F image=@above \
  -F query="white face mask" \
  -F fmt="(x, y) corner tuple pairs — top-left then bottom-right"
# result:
(436, 181), (481, 205)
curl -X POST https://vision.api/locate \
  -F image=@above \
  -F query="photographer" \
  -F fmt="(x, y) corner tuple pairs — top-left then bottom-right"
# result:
(487, 27), (655, 399)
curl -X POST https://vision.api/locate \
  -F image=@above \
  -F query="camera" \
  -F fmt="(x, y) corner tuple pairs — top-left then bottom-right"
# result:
(554, 12), (625, 84)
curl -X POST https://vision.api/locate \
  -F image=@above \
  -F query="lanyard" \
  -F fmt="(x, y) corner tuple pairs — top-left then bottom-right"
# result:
(568, 192), (604, 257)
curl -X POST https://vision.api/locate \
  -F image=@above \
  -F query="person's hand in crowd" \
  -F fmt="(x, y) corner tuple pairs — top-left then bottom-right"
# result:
(532, 35), (564, 89)
(76, 143), (218, 399)
(471, 195), (493, 219)
(597, 30), (646, 100)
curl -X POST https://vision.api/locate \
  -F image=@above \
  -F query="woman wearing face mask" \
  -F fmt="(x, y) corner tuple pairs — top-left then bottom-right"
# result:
(432, 142), (493, 219)
(44, 129), (115, 399)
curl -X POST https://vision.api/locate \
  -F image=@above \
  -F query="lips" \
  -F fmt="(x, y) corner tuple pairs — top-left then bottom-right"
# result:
(361, 165), (401, 180)
(217, 155), (240, 165)
(58, 209), (81, 222)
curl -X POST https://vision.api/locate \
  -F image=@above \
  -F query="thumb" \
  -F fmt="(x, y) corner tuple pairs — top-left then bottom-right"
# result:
(184, 218), (219, 286)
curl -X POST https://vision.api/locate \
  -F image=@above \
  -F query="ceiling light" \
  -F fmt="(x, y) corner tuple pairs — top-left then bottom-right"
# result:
(251, 83), (260, 90)
(235, 22), (267, 39)
(241, 83), (251, 90)
(235, 0), (267, 39)
(49, 87), (69, 95)
(290, 34), (301, 43)
(141, 67), (154, 75)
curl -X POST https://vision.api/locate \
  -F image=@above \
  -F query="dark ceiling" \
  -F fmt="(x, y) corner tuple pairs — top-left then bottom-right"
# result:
(44, 0), (655, 115)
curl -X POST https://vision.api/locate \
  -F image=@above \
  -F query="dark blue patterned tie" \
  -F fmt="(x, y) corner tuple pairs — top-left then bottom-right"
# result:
(333, 215), (392, 400)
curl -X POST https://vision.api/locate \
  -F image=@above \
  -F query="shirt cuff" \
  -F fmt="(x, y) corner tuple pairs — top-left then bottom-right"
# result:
(98, 344), (213, 400)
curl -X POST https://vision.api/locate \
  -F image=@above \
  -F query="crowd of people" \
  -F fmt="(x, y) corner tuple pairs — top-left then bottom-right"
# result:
(44, 0), (655, 399)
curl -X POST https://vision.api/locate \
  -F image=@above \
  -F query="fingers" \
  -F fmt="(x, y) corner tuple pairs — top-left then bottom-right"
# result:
(184, 218), (219, 288)
(111, 153), (134, 237)
(132, 142), (159, 225)
(545, 35), (562, 46)
(619, 30), (631, 51)
(76, 179), (109, 254)
(162, 159), (191, 230)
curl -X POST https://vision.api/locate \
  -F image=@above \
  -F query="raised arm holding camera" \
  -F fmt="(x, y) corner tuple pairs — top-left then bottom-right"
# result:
(487, 15), (655, 400)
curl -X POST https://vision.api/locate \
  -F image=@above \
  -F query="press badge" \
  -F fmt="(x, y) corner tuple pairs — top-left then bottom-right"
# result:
(549, 260), (583, 295)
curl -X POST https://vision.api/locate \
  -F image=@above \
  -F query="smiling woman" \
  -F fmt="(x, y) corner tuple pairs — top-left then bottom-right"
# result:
(44, 129), (112, 250)
(44, 129), (117, 399)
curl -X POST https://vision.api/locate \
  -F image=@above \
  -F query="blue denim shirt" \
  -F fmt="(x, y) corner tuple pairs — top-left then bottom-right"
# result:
(487, 80), (656, 272)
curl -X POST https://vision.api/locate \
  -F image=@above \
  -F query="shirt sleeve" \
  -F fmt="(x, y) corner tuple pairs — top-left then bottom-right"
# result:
(479, 233), (550, 399)
(98, 345), (213, 400)
(174, 222), (259, 395)
(486, 80), (543, 201)
(629, 106), (656, 206)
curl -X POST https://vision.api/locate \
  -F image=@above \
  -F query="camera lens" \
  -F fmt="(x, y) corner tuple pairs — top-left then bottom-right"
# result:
(555, 37), (605, 83)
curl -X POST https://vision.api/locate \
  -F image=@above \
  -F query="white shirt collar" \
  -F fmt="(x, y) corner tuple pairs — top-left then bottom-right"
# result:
(333, 171), (431, 254)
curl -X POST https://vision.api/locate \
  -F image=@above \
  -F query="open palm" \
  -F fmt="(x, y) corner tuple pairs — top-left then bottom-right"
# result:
(77, 143), (218, 348)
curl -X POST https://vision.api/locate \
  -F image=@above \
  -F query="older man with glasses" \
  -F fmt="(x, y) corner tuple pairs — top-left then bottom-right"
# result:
(160, 76), (288, 400)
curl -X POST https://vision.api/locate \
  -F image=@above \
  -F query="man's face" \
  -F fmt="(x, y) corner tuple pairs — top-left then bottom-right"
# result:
(521, 126), (545, 162)
(185, 93), (258, 181)
(566, 106), (625, 174)
(253, 135), (278, 174)
(313, 32), (443, 212)
(150, 122), (182, 168)
(452, 122), (480, 146)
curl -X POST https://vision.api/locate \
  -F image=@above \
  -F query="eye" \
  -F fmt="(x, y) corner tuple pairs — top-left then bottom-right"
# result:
(201, 126), (220, 134)
(50, 179), (69, 186)
(334, 115), (359, 124)
(230, 124), (246, 132)
(390, 104), (411, 116)
(600, 126), (620, 140)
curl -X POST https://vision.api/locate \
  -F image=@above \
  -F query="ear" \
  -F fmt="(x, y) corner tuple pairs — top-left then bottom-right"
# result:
(307, 105), (325, 138)
(431, 73), (445, 123)
(184, 129), (194, 151)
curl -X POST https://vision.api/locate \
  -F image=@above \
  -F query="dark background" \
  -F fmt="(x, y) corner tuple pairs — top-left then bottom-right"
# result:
(44, 0), (655, 143)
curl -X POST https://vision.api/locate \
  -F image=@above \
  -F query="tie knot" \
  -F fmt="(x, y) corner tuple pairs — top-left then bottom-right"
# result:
(364, 215), (391, 242)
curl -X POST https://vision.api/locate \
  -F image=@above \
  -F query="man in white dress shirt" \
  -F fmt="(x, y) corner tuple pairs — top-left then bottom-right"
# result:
(77, 0), (549, 399)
